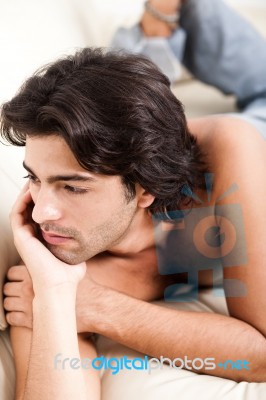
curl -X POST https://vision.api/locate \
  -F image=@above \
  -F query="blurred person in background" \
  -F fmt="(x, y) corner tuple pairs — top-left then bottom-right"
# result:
(112, 0), (266, 139)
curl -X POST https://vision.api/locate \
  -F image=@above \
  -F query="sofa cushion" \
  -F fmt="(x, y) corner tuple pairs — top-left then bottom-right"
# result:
(0, 145), (24, 330)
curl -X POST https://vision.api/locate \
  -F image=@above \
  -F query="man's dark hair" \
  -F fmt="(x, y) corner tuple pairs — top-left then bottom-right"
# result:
(0, 47), (206, 214)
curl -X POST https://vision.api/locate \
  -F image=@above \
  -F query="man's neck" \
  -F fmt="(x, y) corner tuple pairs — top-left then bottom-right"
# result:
(106, 209), (155, 258)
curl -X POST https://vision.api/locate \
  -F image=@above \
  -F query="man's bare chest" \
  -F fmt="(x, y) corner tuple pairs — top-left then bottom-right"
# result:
(86, 247), (182, 301)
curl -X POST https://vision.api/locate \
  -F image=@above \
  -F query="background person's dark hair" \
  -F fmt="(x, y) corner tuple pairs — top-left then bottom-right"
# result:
(0, 47), (206, 215)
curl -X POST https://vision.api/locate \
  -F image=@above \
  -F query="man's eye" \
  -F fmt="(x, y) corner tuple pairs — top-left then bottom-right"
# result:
(23, 174), (38, 183)
(64, 185), (88, 195)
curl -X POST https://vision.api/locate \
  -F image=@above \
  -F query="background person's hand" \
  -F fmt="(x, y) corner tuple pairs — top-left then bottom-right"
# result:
(10, 184), (86, 295)
(141, 0), (183, 37)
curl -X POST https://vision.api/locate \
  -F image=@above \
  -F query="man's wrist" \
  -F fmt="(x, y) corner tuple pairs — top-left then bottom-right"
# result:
(92, 286), (117, 335)
(33, 282), (77, 300)
(32, 292), (76, 328)
(33, 284), (77, 315)
(77, 284), (124, 336)
(76, 281), (107, 333)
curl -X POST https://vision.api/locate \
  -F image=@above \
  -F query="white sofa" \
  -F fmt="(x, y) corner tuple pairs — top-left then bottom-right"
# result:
(0, 1), (266, 399)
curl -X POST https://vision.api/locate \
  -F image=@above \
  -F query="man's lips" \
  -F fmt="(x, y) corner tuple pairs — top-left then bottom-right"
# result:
(41, 231), (73, 245)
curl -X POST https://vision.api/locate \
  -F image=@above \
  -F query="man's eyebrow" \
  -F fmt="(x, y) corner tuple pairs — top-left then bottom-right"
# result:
(22, 161), (96, 183)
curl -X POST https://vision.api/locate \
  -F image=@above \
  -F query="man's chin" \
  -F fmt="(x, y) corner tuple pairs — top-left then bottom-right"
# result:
(47, 244), (86, 265)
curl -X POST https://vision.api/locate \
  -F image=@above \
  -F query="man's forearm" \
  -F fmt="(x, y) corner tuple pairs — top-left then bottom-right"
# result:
(90, 286), (266, 382)
(24, 288), (88, 400)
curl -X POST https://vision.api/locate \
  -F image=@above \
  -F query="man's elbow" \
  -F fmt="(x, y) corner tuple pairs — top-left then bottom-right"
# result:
(230, 325), (266, 383)
(246, 337), (266, 383)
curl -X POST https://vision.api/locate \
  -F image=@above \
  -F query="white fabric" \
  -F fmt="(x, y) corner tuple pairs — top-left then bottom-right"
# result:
(0, 329), (15, 400)
(0, 145), (23, 330)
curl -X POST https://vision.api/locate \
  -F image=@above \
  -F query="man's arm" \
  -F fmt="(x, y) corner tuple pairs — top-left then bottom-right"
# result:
(7, 282), (94, 400)
(77, 279), (266, 382)
(5, 185), (100, 400)
(9, 321), (99, 400)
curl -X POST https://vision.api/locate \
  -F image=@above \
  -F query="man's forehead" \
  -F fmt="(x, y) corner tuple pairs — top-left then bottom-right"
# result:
(25, 134), (69, 149)
(25, 135), (79, 164)
(24, 135), (124, 186)
(24, 135), (94, 178)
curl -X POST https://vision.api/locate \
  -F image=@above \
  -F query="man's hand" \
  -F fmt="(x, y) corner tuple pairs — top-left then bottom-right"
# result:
(3, 265), (34, 329)
(3, 260), (106, 334)
(10, 184), (86, 294)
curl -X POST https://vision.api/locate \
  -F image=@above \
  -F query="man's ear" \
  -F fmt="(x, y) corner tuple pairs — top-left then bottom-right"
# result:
(136, 184), (155, 209)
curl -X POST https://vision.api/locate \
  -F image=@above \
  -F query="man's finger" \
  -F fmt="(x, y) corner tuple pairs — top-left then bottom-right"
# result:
(10, 188), (32, 230)
(6, 265), (30, 282)
(3, 297), (25, 312)
(3, 281), (24, 296)
(6, 311), (32, 329)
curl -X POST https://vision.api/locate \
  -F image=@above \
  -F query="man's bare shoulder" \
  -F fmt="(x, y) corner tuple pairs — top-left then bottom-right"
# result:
(188, 115), (265, 151)
(188, 115), (266, 195)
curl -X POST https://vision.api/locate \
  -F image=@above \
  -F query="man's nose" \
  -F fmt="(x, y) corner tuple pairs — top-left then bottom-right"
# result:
(32, 189), (62, 224)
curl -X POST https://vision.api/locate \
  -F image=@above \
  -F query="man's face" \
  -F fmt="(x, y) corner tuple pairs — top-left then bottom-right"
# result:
(24, 135), (141, 264)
